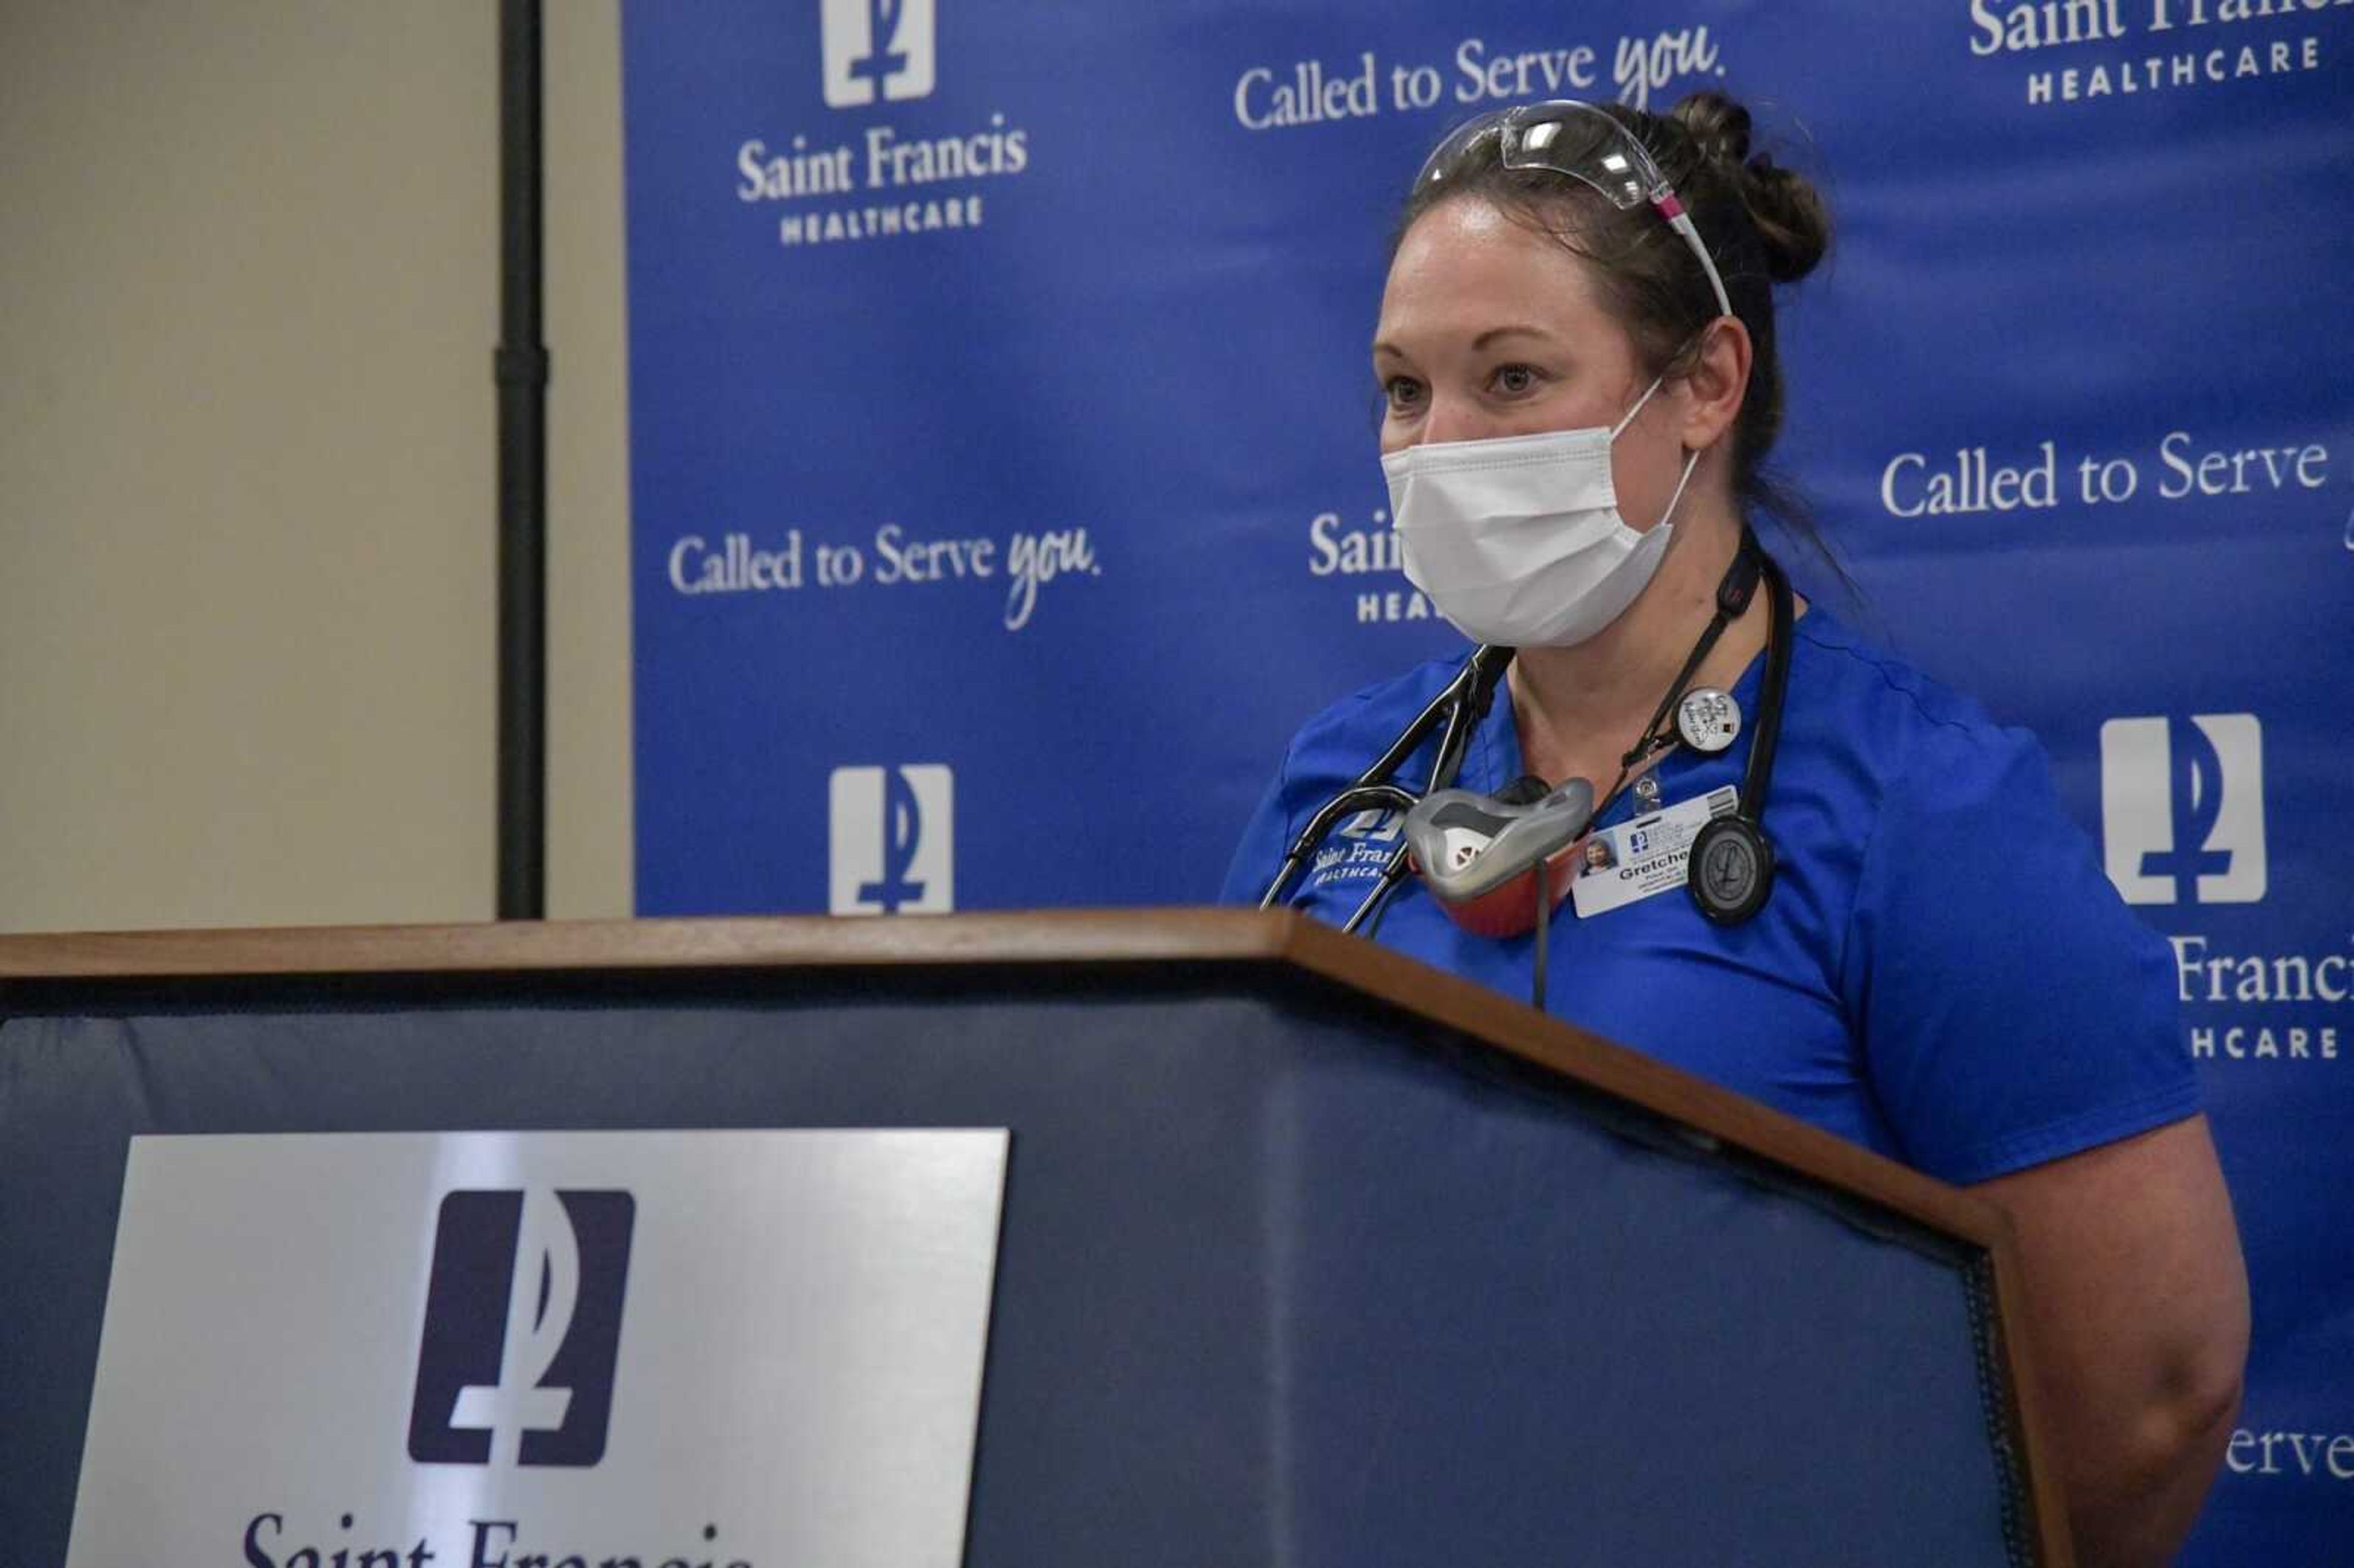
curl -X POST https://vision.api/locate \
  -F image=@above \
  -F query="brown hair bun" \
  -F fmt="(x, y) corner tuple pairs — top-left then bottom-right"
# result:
(1670, 89), (1830, 286)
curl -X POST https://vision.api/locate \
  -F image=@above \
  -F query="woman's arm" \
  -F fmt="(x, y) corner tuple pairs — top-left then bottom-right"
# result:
(1972, 1114), (2249, 1568)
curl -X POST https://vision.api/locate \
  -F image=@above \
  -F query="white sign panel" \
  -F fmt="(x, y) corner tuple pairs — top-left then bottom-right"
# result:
(67, 1129), (1010, 1568)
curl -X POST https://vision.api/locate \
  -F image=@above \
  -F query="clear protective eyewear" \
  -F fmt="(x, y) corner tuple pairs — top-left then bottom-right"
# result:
(1412, 99), (1734, 322)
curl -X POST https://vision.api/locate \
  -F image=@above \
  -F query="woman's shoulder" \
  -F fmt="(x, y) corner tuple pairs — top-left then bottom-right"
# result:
(1220, 649), (1484, 905)
(1788, 607), (2043, 801)
(1274, 649), (1481, 783)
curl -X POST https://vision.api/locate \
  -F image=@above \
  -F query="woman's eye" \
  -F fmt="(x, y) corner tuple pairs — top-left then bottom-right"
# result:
(1383, 376), (1425, 413)
(1490, 363), (1541, 396)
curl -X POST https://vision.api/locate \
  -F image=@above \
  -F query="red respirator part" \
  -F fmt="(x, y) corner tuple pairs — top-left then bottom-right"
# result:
(1403, 777), (1596, 939)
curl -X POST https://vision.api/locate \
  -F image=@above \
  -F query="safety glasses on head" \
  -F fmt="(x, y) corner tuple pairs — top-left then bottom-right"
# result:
(1412, 99), (1734, 322)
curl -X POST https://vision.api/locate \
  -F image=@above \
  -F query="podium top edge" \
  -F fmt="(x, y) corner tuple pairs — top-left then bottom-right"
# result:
(0, 908), (1306, 981)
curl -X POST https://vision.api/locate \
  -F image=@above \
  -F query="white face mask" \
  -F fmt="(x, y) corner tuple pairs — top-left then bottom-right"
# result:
(1381, 377), (1699, 648)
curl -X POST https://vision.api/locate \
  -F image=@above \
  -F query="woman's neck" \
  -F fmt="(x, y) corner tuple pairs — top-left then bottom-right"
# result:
(1506, 504), (1771, 786)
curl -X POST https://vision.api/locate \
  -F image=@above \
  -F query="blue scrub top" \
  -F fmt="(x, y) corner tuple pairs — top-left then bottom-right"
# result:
(1221, 609), (2198, 1186)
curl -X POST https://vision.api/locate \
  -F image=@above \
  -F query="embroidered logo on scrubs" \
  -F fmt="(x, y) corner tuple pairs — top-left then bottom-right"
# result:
(2098, 715), (2265, 906)
(821, 0), (936, 107)
(1309, 807), (1402, 888)
(1336, 808), (1403, 843)
(829, 764), (955, 914)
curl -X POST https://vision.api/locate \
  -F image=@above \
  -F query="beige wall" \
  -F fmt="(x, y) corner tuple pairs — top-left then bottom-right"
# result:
(0, 1), (632, 931)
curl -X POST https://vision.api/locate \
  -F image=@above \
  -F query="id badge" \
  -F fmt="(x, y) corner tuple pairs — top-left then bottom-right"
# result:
(1570, 785), (1740, 918)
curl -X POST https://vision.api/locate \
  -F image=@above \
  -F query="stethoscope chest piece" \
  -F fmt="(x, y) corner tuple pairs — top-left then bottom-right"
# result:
(1687, 815), (1775, 926)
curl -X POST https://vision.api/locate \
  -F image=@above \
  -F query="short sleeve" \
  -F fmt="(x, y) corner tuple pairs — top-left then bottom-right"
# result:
(1843, 721), (2200, 1186)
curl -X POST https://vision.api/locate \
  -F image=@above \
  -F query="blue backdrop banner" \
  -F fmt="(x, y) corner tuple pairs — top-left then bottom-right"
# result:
(622, 4), (2354, 1558)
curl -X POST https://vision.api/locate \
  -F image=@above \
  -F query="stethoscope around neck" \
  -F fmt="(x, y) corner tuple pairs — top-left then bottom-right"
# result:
(1257, 527), (1795, 940)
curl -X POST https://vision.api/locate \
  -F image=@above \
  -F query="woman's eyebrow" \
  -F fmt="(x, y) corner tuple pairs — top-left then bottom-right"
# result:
(1373, 324), (1558, 359)
(1470, 324), (1557, 350)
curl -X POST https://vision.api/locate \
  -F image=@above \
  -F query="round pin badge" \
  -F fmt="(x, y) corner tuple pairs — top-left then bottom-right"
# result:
(1675, 687), (1742, 754)
(1687, 816), (1775, 926)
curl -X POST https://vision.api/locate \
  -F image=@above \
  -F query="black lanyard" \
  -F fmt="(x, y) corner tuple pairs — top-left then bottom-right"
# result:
(1586, 527), (1764, 822)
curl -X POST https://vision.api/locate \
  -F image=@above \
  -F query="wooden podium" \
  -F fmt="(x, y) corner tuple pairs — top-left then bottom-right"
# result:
(0, 910), (2070, 1566)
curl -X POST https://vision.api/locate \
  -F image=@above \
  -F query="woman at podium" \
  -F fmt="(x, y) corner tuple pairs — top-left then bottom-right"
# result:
(1224, 91), (2247, 1567)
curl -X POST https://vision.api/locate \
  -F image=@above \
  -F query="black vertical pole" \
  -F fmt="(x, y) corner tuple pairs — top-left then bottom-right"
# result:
(496, 0), (547, 919)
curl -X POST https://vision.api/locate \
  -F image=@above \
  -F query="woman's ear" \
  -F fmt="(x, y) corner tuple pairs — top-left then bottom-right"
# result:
(1678, 315), (1753, 451)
